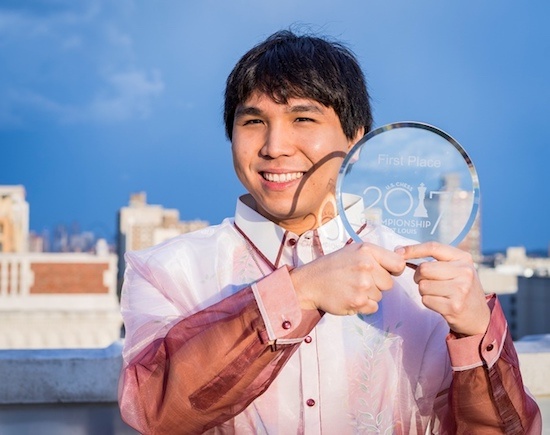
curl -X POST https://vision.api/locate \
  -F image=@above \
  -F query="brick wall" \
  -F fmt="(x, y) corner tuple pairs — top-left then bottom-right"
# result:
(30, 263), (109, 294)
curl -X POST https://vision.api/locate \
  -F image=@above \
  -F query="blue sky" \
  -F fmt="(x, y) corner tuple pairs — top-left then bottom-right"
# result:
(1, 0), (549, 253)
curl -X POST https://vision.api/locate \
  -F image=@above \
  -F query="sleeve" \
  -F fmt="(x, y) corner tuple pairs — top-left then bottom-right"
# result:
(118, 261), (322, 435)
(441, 294), (542, 434)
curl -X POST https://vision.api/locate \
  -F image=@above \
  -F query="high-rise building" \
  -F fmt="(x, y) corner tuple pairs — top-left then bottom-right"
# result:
(479, 246), (550, 340)
(118, 192), (209, 253)
(117, 192), (209, 285)
(0, 185), (29, 253)
(425, 173), (482, 263)
(458, 209), (482, 264)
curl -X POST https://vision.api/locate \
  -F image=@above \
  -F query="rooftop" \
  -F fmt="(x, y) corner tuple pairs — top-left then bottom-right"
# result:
(0, 337), (548, 434)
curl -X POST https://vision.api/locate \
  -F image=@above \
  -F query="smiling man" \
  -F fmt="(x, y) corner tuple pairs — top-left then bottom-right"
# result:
(118, 30), (541, 434)
(231, 90), (362, 235)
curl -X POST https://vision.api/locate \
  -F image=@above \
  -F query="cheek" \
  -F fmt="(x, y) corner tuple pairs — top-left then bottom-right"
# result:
(303, 130), (350, 159)
(232, 146), (254, 185)
(231, 130), (256, 163)
(232, 146), (251, 167)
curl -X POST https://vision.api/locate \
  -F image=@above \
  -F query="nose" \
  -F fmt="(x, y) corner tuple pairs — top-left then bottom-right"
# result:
(260, 123), (295, 158)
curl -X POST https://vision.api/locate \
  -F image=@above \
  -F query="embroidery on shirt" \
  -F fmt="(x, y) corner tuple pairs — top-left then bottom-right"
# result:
(348, 316), (405, 434)
(235, 242), (267, 282)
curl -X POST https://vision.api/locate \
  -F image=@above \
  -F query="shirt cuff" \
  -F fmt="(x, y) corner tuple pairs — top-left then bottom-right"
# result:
(251, 265), (304, 345)
(446, 294), (508, 371)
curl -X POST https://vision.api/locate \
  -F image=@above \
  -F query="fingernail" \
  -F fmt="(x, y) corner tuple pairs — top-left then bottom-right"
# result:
(394, 246), (405, 255)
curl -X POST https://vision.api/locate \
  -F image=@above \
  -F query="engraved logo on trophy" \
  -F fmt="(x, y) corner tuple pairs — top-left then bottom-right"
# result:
(337, 122), (480, 246)
(414, 183), (428, 218)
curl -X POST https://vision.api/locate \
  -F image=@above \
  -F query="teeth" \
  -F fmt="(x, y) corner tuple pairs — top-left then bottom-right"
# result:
(263, 172), (304, 183)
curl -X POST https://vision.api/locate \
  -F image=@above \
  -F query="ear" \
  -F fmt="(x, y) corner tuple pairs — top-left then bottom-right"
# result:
(347, 127), (365, 150)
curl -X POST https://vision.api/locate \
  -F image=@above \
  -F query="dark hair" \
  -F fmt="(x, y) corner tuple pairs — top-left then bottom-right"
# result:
(224, 30), (372, 141)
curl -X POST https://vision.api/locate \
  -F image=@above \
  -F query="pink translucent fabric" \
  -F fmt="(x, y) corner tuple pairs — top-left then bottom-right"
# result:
(119, 196), (541, 434)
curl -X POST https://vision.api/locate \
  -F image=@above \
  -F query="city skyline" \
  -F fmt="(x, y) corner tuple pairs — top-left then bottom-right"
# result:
(1, 1), (549, 253)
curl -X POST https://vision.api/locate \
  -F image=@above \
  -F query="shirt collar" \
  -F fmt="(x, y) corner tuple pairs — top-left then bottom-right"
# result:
(234, 193), (365, 266)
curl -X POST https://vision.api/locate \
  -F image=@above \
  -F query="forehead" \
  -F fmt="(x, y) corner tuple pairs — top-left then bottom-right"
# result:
(237, 91), (328, 113)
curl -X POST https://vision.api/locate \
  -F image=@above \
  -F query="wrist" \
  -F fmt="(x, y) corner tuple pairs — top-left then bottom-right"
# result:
(289, 267), (318, 311)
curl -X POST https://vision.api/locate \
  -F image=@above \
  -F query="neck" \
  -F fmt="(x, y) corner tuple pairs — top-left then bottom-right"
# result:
(243, 194), (338, 235)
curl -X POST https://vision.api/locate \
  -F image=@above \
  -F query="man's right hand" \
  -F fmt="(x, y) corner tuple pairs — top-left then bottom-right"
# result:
(290, 242), (406, 316)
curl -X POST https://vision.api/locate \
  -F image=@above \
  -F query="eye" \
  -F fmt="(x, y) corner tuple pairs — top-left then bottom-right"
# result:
(241, 118), (263, 125)
(295, 117), (314, 123)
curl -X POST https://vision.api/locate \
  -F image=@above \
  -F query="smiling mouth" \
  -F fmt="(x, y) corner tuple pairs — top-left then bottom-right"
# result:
(262, 172), (304, 183)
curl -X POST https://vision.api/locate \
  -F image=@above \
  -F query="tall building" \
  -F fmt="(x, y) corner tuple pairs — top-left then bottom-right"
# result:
(479, 246), (550, 340)
(0, 185), (29, 253)
(360, 173), (482, 263)
(458, 209), (482, 264)
(117, 192), (209, 285)
(426, 173), (482, 263)
(118, 192), (209, 253)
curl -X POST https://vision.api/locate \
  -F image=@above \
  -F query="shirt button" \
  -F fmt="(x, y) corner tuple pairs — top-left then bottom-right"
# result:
(282, 320), (292, 330)
(486, 343), (494, 351)
(304, 336), (312, 344)
(306, 398), (316, 407)
(288, 238), (297, 246)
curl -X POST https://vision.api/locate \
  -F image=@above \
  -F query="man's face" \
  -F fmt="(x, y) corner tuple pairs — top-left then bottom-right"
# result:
(232, 91), (362, 235)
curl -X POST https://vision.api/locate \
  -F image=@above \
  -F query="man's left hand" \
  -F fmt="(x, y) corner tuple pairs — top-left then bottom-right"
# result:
(396, 242), (490, 337)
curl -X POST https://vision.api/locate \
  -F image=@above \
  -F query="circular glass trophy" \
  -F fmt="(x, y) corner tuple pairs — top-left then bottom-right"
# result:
(336, 122), (480, 246)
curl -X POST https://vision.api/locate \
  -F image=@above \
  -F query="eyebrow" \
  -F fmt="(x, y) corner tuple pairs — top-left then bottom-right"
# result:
(234, 103), (325, 117)
(234, 106), (262, 117)
(287, 104), (324, 114)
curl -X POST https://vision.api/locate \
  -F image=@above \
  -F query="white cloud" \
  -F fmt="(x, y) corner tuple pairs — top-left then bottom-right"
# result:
(3, 68), (165, 125)
(0, 2), (101, 39)
(0, 1), (166, 126)
(105, 24), (132, 48)
(88, 69), (165, 122)
(6, 87), (80, 124)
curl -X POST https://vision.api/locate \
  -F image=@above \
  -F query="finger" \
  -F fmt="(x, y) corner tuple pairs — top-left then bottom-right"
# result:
(396, 242), (471, 263)
(359, 258), (400, 292)
(353, 299), (380, 316)
(359, 243), (406, 277)
(416, 277), (454, 298)
(419, 293), (452, 316)
(352, 261), (393, 295)
(413, 260), (462, 282)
